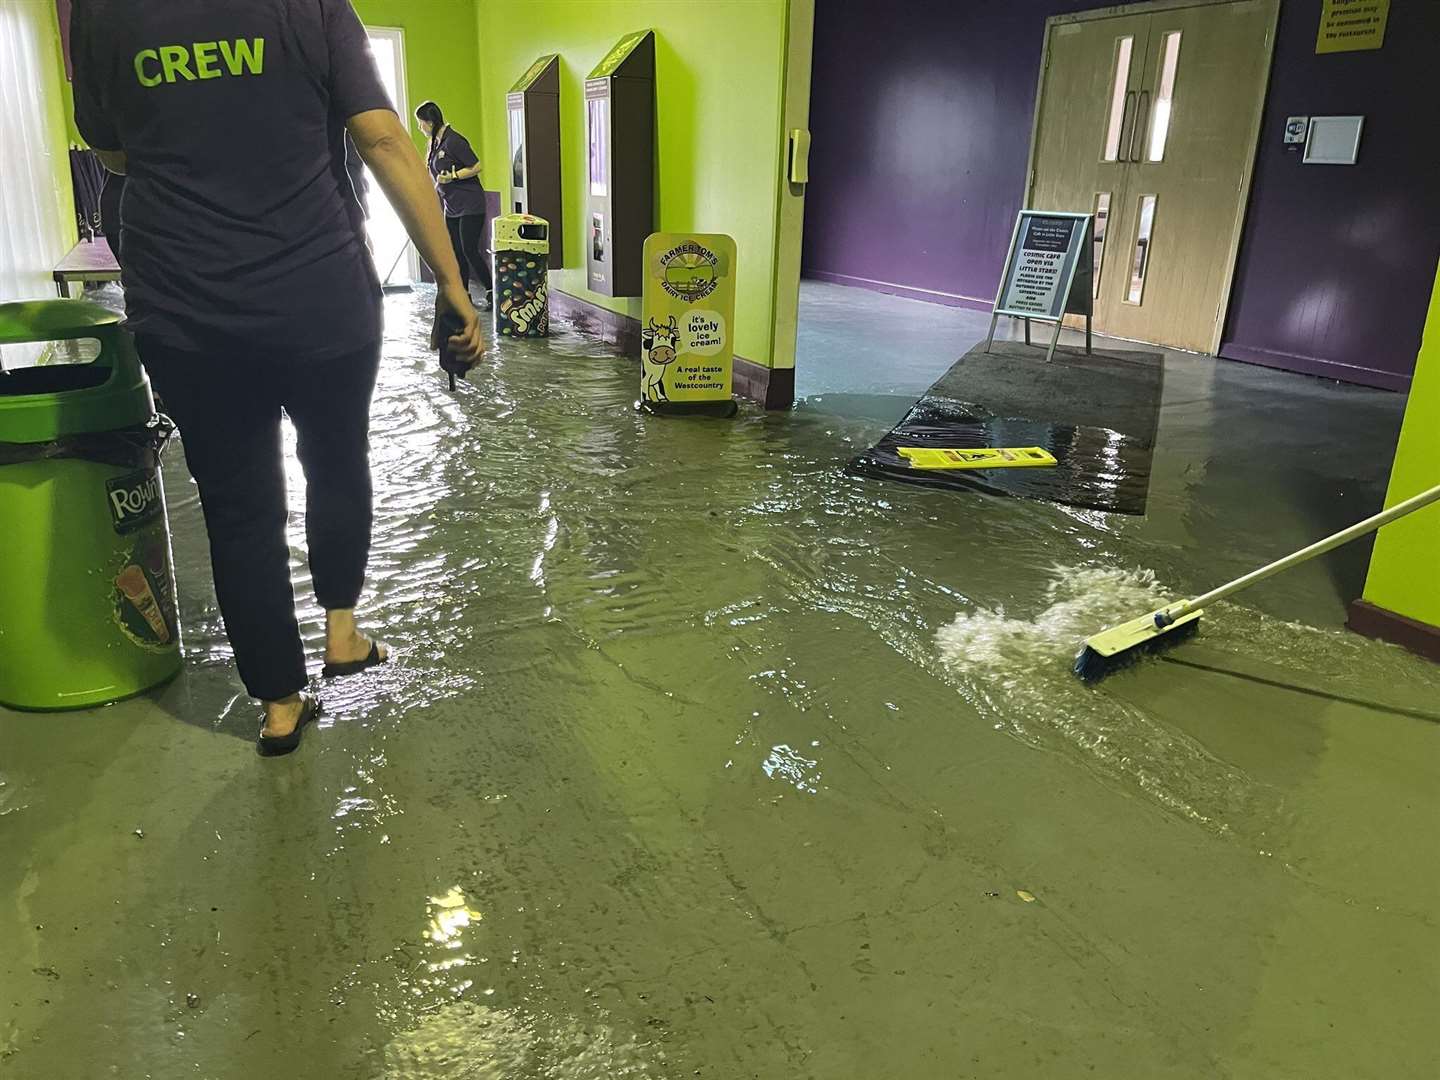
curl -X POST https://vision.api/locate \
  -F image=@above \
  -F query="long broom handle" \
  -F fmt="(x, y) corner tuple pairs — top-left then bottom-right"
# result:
(1165, 482), (1440, 623)
(382, 238), (412, 288)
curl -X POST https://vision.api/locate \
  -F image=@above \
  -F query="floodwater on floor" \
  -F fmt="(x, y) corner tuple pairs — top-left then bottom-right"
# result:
(2, 288), (1437, 1078)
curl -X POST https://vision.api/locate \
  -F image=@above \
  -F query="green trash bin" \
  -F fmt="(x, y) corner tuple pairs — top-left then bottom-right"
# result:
(0, 300), (181, 711)
(491, 214), (550, 337)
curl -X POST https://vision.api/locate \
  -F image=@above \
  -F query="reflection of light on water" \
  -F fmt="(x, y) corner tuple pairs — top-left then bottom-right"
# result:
(405, 886), (486, 1000)
(531, 490), (559, 586)
(333, 791), (378, 819)
(383, 1001), (660, 1079)
(393, 886), (661, 1076)
(762, 744), (821, 794)
(425, 886), (483, 955)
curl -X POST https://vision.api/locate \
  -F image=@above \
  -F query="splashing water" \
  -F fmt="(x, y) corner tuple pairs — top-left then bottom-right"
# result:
(936, 564), (1168, 684)
(935, 565), (1291, 840)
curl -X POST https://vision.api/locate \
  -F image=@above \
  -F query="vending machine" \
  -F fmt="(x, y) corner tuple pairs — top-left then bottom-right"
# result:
(505, 53), (564, 267)
(584, 29), (654, 297)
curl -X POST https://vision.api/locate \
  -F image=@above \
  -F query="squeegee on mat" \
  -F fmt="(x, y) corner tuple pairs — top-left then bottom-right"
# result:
(1074, 481), (1440, 683)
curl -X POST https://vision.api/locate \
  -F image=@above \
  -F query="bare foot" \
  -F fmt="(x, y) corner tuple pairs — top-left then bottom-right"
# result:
(323, 608), (388, 666)
(325, 628), (387, 666)
(261, 693), (304, 738)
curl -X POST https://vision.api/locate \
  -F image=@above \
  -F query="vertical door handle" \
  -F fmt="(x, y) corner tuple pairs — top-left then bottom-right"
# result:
(1118, 90), (1137, 161)
(1130, 90), (1151, 162)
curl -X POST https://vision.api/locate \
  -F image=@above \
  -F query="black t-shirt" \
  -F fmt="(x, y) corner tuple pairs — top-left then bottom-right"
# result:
(427, 127), (487, 218)
(71, 0), (391, 357)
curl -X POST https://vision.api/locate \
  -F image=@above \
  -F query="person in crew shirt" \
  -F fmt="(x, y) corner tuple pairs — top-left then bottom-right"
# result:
(71, 0), (485, 755)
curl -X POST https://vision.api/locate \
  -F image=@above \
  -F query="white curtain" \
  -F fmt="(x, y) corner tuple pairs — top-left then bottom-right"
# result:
(0, 0), (74, 311)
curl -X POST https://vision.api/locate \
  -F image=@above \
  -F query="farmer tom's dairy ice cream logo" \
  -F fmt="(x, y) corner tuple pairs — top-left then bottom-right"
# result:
(107, 469), (163, 534)
(658, 242), (719, 302)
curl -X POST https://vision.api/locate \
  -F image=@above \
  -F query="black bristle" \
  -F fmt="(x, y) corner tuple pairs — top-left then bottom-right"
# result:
(1073, 617), (1201, 683)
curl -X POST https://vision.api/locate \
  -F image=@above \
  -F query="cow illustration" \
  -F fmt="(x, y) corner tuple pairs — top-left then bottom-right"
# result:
(641, 315), (680, 402)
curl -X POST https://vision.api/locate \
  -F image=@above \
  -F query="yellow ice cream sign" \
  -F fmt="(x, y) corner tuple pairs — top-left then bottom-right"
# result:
(640, 233), (737, 416)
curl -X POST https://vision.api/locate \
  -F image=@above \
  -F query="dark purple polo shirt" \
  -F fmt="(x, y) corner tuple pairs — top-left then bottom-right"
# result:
(70, 0), (391, 358)
(427, 128), (487, 218)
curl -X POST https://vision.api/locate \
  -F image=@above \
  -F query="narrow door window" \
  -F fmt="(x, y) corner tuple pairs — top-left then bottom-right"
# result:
(1146, 32), (1182, 161)
(1102, 36), (1135, 162)
(1125, 195), (1157, 305)
(1091, 192), (1111, 297)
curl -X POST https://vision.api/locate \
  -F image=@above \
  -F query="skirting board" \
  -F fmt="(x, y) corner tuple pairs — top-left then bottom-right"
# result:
(1218, 342), (1410, 393)
(547, 288), (795, 410)
(803, 269), (993, 313)
(1347, 598), (1440, 664)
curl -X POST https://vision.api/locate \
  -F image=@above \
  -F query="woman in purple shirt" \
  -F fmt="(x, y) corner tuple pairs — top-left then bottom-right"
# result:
(416, 101), (494, 310)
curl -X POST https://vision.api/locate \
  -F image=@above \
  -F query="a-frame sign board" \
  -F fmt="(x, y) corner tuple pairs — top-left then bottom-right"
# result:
(984, 210), (1093, 363)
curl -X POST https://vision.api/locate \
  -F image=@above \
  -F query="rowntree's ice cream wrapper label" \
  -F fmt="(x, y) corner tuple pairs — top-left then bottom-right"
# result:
(107, 468), (180, 652)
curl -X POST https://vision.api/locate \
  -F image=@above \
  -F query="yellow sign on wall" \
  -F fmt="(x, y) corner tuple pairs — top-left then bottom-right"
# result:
(640, 233), (738, 416)
(1316, 0), (1389, 54)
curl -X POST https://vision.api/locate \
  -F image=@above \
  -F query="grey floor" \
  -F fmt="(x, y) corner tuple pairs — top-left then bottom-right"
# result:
(795, 274), (1401, 402)
(2, 283), (1434, 1079)
(796, 279), (1024, 400)
(793, 277), (1411, 625)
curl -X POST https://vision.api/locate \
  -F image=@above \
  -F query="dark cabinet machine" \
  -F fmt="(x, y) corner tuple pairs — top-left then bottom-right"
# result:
(506, 53), (564, 267)
(584, 29), (654, 297)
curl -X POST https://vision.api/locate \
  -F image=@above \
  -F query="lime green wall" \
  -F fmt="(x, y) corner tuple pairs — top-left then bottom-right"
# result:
(352, 0), (483, 155)
(1362, 259), (1440, 628)
(58, 68), (84, 148)
(474, 0), (791, 366)
(42, 1), (77, 251)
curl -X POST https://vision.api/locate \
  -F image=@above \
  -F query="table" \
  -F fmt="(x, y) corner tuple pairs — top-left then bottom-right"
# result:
(52, 237), (120, 297)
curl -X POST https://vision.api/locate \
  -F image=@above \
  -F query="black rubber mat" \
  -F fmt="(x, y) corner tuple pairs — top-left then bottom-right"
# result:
(847, 341), (1164, 516)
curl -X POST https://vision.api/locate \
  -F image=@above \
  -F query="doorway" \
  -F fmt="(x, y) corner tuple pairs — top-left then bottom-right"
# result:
(1027, 0), (1277, 353)
(362, 26), (418, 288)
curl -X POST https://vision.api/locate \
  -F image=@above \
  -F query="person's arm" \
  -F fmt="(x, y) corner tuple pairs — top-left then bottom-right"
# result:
(439, 162), (482, 183)
(347, 109), (482, 362)
(321, 0), (480, 362)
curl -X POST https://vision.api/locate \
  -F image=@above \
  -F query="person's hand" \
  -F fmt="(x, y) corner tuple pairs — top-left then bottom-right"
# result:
(433, 280), (483, 364)
(437, 170), (456, 185)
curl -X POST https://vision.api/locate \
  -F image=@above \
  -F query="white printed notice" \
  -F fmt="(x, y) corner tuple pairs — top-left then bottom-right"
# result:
(994, 213), (1085, 320)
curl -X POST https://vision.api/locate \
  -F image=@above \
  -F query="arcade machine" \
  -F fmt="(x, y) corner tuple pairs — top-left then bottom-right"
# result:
(506, 53), (564, 266)
(585, 30), (654, 297)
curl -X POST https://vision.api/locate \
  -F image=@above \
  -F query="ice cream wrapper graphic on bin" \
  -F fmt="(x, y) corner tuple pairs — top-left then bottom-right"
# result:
(639, 233), (737, 417)
(492, 213), (550, 338)
(107, 466), (179, 650)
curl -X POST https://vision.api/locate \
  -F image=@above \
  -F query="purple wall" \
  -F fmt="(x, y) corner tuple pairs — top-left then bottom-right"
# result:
(802, 0), (1091, 309)
(1219, 1), (1440, 389)
(803, 0), (1440, 389)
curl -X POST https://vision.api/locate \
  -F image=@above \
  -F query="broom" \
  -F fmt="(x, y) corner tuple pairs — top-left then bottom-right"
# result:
(1074, 481), (1440, 683)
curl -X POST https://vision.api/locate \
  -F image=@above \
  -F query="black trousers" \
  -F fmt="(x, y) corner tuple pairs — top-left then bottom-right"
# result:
(137, 337), (382, 701)
(446, 213), (493, 295)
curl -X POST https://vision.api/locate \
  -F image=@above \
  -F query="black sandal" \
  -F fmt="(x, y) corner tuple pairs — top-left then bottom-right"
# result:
(256, 692), (322, 758)
(321, 638), (389, 679)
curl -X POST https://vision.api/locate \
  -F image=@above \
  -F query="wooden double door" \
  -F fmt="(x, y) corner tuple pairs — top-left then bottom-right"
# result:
(1028, 0), (1277, 353)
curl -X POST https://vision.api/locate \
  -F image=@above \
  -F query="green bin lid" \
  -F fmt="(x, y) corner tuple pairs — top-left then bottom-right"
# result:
(491, 214), (550, 255)
(0, 300), (155, 445)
